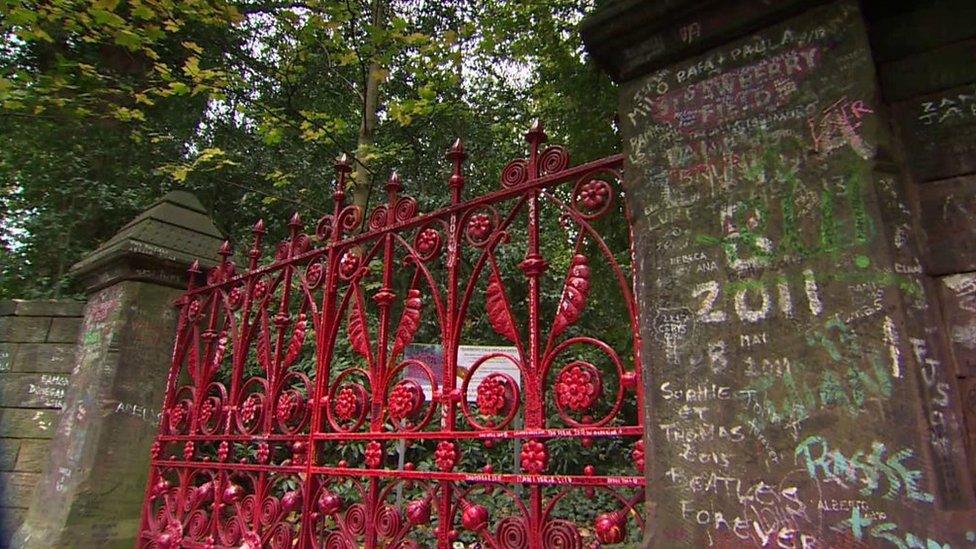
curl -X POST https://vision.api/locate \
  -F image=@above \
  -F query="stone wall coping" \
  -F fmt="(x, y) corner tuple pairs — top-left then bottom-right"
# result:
(69, 190), (224, 294)
(0, 300), (85, 318)
(580, 0), (825, 83)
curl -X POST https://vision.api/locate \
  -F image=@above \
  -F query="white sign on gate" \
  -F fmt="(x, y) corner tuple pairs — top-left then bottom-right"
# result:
(403, 344), (520, 401)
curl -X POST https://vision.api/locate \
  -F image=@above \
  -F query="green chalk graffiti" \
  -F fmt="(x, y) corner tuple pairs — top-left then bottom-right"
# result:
(795, 436), (934, 503)
(838, 507), (951, 549)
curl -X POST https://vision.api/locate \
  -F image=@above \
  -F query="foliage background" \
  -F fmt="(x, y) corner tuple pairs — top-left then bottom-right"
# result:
(0, 0), (619, 298)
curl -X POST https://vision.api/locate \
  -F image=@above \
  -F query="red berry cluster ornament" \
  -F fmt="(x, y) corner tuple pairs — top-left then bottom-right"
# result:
(388, 383), (419, 421)
(276, 392), (301, 423)
(241, 531), (261, 548)
(339, 251), (360, 277)
(466, 213), (492, 241)
(150, 441), (162, 460)
(435, 441), (458, 472)
(168, 404), (187, 431)
(228, 286), (245, 308)
(416, 228), (440, 255)
(305, 262), (324, 286)
(186, 299), (203, 321)
(256, 442), (270, 464)
(252, 279), (269, 300)
(240, 394), (261, 425)
(217, 441), (230, 462)
(183, 441), (195, 461)
(577, 180), (610, 211)
(199, 400), (215, 424)
(476, 375), (506, 417)
(365, 441), (383, 468)
(632, 439), (645, 472)
(556, 363), (600, 412)
(520, 439), (548, 474)
(334, 387), (358, 421)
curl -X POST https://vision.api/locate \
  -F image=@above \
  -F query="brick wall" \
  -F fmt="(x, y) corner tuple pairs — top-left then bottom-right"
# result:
(0, 299), (84, 537)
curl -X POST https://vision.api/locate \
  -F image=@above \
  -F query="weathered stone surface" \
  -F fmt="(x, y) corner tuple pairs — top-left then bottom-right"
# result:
(867, 0), (976, 63)
(0, 472), (40, 507)
(0, 344), (11, 373)
(70, 190), (224, 293)
(0, 374), (69, 409)
(0, 301), (84, 319)
(1, 507), (26, 536)
(611, 1), (973, 545)
(880, 38), (976, 102)
(14, 282), (183, 548)
(45, 318), (81, 344)
(0, 438), (20, 471)
(958, 376), (976, 501)
(917, 175), (976, 275)
(0, 409), (58, 438)
(0, 302), (84, 538)
(5, 344), (77, 374)
(938, 273), (976, 378)
(0, 318), (50, 344)
(580, 0), (817, 83)
(13, 440), (50, 474)
(894, 82), (976, 182)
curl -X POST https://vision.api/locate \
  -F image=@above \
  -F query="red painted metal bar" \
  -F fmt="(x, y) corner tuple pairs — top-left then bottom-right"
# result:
(137, 122), (644, 549)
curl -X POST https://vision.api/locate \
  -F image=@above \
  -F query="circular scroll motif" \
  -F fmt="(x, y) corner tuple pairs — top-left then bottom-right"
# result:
(538, 145), (570, 175)
(495, 517), (529, 549)
(500, 158), (528, 188)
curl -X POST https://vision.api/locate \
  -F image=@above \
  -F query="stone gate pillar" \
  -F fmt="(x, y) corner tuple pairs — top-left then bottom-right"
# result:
(583, 1), (976, 547)
(13, 191), (223, 548)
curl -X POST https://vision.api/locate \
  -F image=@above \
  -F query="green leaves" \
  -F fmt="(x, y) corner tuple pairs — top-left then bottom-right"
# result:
(1, 0), (619, 300)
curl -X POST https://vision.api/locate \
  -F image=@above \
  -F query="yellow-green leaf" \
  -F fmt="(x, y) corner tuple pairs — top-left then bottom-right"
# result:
(131, 4), (155, 20)
(90, 8), (125, 27)
(93, 0), (120, 12)
(418, 85), (436, 101)
(337, 51), (358, 66)
(114, 30), (142, 50)
(183, 56), (200, 77)
(171, 166), (189, 182)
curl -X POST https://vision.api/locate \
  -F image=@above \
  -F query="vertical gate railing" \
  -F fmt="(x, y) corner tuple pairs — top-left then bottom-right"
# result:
(139, 121), (645, 548)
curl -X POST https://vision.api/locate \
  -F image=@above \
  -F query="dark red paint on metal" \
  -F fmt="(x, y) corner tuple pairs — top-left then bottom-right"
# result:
(138, 122), (645, 548)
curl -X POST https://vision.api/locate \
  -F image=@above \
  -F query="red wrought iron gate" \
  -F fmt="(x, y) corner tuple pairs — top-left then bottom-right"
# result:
(139, 121), (645, 548)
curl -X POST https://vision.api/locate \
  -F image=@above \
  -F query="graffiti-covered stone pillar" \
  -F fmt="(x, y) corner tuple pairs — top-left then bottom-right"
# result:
(583, 1), (976, 546)
(13, 191), (223, 548)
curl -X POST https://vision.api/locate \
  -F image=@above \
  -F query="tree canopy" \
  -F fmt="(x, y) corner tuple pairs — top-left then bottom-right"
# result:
(0, 0), (618, 298)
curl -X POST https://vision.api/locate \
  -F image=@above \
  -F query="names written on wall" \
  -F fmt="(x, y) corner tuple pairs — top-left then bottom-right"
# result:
(28, 374), (70, 408)
(623, 3), (965, 547)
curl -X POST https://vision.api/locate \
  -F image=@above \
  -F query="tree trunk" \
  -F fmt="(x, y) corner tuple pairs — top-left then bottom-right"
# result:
(350, 0), (386, 212)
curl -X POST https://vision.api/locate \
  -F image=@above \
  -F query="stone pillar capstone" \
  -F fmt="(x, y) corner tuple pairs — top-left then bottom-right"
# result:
(12, 190), (223, 548)
(583, 1), (976, 547)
